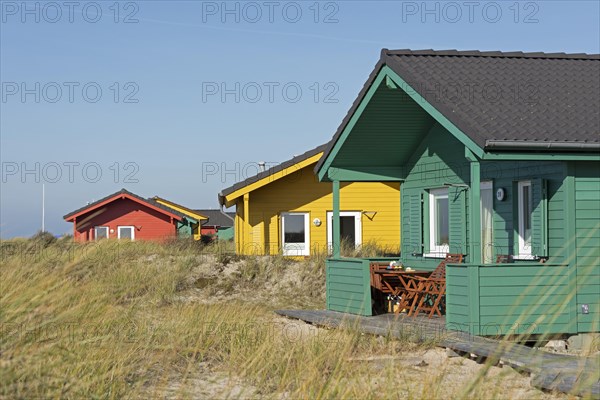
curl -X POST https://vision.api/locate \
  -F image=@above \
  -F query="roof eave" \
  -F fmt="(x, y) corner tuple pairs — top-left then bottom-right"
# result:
(314, 57), (387, 177)
(485, 140), (600, 152)
(64, 192), (184, 222)
(220, 147), (326, 201)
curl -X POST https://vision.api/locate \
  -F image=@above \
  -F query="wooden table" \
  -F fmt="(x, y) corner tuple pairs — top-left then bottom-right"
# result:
(373, 270), (431, 315)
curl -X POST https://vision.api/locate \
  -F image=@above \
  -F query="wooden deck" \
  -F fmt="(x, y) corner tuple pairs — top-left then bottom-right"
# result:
(276, 309), (599, 397)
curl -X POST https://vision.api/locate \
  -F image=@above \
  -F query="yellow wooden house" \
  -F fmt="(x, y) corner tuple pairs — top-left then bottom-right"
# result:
(218, 144), (400, 256)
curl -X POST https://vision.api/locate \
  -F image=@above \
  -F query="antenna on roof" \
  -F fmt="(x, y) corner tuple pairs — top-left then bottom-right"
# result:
(258, 161), (266, 172)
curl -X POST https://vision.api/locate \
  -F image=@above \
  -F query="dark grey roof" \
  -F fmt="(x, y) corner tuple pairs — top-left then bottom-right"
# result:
(63, 188), (189, 221)
(218, 143), (328, 202)
(316, 49), (600, 171)
(194, 209), (235, 227)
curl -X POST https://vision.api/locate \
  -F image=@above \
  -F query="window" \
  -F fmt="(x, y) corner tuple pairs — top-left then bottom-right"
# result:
(480, 182), (494, 264)
(326, 211), (362, 252)
(517, 181), (532, 257)
(94, 226), (109, 240)
(429, 188), (449, 255)
(281, 213), (309, 256)
(118, 226), (135, 240)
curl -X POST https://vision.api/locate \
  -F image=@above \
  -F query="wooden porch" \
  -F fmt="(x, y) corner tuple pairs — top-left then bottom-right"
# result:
(276, 309), (599, 398)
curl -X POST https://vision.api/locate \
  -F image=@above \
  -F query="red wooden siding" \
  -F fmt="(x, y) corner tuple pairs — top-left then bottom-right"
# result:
(73, 197), (177, 242)
(200, 226), (218, 236)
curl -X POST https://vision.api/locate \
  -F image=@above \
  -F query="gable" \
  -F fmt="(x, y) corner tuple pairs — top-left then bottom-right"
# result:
(64, 190), (184, 222)
(220, 151), (324, 208)
(317, 66), (476, 181)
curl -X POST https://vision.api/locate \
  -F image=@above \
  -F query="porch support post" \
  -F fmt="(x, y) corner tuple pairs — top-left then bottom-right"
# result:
(332, 180), (341, 258)
(243, 193), (250, 255)
(466, 148), (482, 264)
(564, 163), (578, 333)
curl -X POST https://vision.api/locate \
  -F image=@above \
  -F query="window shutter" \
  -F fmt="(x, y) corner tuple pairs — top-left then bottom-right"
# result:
(531, 178), (548, 257)
(449, 187), (467, 255)
(403, 192), (423, 255)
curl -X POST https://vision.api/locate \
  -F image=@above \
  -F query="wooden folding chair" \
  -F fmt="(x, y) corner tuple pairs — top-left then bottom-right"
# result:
(410, 253), (463, 318)
(496, 254), (514, 263)
(370, 262), (396, 313)
(370, 262), (391, 291)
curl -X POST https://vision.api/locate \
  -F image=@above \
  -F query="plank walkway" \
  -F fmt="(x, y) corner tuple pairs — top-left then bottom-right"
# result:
(276, 309), (599, 397)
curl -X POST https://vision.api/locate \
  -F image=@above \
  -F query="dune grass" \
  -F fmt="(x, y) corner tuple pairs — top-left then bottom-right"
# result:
(0, 238), (575, 399)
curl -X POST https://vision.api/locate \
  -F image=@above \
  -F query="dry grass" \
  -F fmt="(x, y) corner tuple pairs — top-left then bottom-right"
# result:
(0, 238), (578, 399)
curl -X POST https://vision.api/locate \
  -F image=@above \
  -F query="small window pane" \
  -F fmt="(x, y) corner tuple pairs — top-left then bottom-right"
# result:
(429, 188), (450, 254)
(340, 216), (356, 247)
(522, 185), (532, 235)
(284, 215), (305, 244)
(95, 227), (108, 240)
(435, 197), (449, 245)
(518, 181), (533, 255)
(119, 227), (133, 240)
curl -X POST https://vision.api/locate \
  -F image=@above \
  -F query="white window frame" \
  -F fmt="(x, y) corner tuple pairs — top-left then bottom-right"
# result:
(516, 181), (535, 259)
(94, 226), (109, 240)
(281, 212), (310, 256)
(117, 226), (135, 241)
(427, 188), (449, 257)
(326, 211), (362, 253)
(480, 181), (494, 264)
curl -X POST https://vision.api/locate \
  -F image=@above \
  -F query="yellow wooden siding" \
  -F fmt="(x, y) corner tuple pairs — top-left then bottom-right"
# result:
(223, 153), (324, 207)
(233, 163), (400, 255)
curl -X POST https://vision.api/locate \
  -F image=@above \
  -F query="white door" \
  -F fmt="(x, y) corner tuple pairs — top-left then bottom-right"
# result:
(281, 213), (309, 256)
(118, 226), (135, 240)
(327, 211), (362, 252)
(480, 182), (493, 263)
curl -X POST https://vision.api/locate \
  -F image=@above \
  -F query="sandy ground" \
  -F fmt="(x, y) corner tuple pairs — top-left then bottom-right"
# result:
(153, 315), (570, 400)
(156, 255), (574, 399)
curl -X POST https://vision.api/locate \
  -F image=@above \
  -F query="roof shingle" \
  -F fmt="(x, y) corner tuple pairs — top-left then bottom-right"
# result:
(315, 49), (600, 173)
(383, 49), (600, 148)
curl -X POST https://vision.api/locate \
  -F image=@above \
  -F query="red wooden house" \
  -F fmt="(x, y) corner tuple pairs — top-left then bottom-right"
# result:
(64, 189), (199, 242)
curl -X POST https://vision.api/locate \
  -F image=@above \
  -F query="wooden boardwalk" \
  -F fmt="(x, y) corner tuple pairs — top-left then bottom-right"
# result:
(276, 309), (599, 397)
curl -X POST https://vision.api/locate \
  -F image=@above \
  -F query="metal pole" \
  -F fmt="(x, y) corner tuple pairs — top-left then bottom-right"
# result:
(42, 184), (45, 232)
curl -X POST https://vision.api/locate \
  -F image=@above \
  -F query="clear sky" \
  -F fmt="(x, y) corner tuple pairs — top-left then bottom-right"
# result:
(1, 0), (599, 238)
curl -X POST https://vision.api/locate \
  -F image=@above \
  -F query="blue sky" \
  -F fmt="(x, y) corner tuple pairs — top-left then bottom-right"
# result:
(1, 0), (599, 238)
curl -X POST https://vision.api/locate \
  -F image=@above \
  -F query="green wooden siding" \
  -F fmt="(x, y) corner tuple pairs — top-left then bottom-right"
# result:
(329, 79), (435, 169)
(447, 264), (575, 336)
(574, 161), (600, 333)
(217, 226), (234, 241)
(401, 122), (470, 270)
(176, 220), (193, 237)
(326, 257), (399, 316)
(449, 186), (467, 255)
(479, 161), (564, 260)
(317, 66), (598, 337)
(326, 258), (372, 316)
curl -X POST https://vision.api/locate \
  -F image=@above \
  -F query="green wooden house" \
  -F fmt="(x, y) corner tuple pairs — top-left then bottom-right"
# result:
(316, 49), (599, 337)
